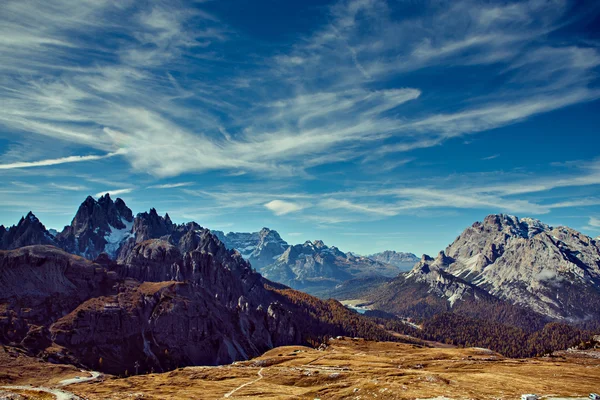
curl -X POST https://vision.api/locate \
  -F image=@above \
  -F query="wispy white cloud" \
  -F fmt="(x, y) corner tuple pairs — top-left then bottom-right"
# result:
(95, 188), (134, 198)
(50, 183), (88, 191)
(482, 154), (500, 160)
(0, 152), (122, 170)
(264, 200), (306, 216)
(586, 217), (600, 230)
(1, 0), (597, 180)
(147, 182), (193, 189)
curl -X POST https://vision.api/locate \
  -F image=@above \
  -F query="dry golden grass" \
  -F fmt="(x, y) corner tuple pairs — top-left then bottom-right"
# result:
(0, 346), (83, 386)
(2, 388), (56, 399)
(63, 339), (600, 400)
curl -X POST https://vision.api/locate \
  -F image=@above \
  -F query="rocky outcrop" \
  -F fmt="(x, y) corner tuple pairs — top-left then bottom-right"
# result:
(56, 194), (134, 259)
(367, 250), (419, 270)
(0, 212), (56, 250)
(262, 240), (400, 295)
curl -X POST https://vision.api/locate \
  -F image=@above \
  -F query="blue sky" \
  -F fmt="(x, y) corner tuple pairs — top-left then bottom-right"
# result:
(1, 0), (600, 257)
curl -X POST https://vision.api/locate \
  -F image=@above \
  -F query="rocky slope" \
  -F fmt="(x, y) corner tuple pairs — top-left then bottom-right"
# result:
(367, 250), (418, 271)
(262, 240), (400, 295)
(0, 212), (57, 250)
(212, 228), (289, 270)
(358, 214), (600, 323)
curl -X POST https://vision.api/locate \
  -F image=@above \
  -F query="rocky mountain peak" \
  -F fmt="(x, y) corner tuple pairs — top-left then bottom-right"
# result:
(258, 227), (273, 236)
(0, 211), (56, 250)
(481, 214), (551, 239)
(213, 227), (289, 270)
(133, 208), (175, 242)
(439, 214), (600, 320)
(420, 254), (433, 263)
(435, 250), (453, 265)
(56, 195), (134, 260)
(312, 240), (326, 249)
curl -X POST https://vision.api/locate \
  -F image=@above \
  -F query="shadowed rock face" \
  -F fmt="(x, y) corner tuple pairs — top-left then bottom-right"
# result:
(0, 243), (295, 374)
(0, 212), (56, 250)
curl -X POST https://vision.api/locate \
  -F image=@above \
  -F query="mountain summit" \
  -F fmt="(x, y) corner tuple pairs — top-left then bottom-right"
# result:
(0, 211), (56, 250)
(367, 250), (419, 270)
(443, 214), (600, 319)
(57, 194), (134, 259)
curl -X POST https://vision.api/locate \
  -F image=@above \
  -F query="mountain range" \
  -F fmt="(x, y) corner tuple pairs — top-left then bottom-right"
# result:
(1, 196), (599, 373)
(366, 250), (419, 270)
(211, 228), (288, 270)
(211, 228), (414, 295)
(261, 240), (400, 296)
(0, 195), (401, 375)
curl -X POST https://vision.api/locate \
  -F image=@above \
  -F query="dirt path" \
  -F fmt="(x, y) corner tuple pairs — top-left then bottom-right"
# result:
(223, 367), (264, 398)
(58, 370), (102, 386)
(1, 369), (101, 399)
(0, 385), (82, 400)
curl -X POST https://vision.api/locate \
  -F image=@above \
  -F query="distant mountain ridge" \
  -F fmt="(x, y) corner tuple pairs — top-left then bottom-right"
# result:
(367, 250), (419, 270)
(211, 229), (412, 295)
(212, 228), (289, 269)
(262, 239), (401, 295)
(356, 214), (600, 323)
(0, 200), (411, 298)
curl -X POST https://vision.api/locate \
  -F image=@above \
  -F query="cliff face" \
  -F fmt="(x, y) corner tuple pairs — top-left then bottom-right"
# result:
(444, 214), (600, 320)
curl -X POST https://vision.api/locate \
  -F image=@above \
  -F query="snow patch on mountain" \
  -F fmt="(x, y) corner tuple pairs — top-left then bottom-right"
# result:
(104, 219), (133, 258)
